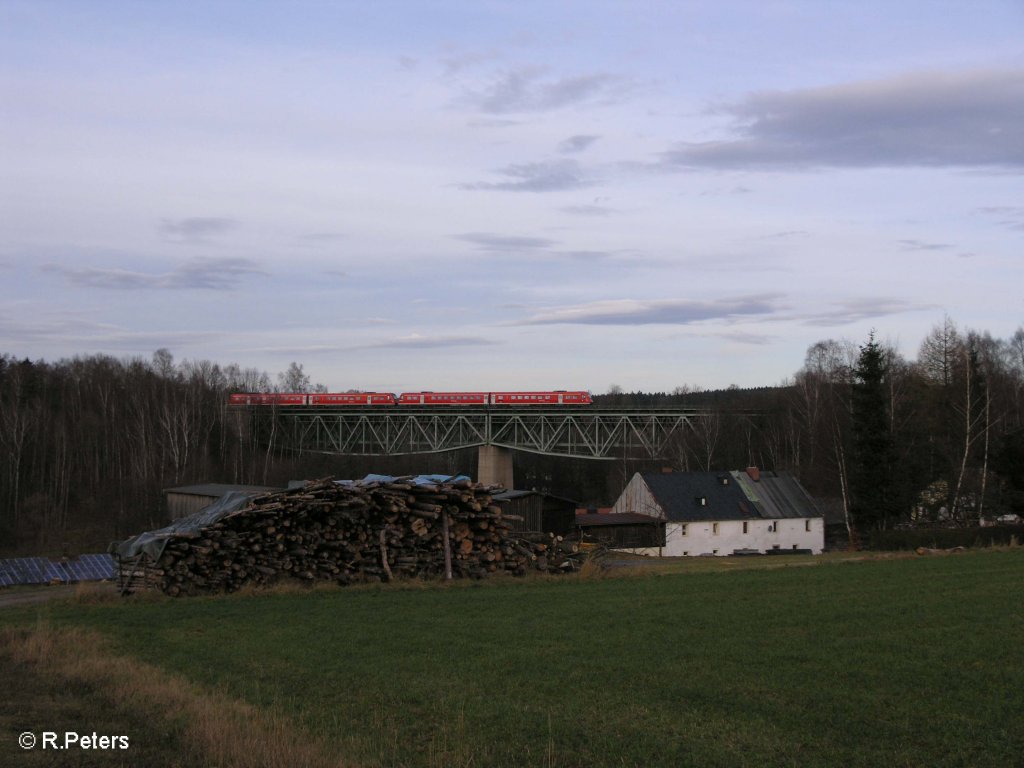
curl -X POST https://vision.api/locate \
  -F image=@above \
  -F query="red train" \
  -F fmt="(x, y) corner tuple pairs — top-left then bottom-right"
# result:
(228, 391), (592, 407)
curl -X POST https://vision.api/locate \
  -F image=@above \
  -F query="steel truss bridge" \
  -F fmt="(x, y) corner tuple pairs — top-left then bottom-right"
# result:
(240, 406), (710, 486)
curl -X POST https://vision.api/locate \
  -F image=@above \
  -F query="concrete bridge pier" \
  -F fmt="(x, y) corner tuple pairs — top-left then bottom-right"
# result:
(477, 444), (514, 489)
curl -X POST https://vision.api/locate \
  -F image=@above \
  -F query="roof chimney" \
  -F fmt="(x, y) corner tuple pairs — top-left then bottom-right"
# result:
(746, 466), (760, 482)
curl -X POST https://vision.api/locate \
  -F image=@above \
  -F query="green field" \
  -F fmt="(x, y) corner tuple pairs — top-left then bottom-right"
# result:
(3, 551), (1023, 767)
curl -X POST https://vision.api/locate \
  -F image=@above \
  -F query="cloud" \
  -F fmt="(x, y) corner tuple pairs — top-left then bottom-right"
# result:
(454, 233), (623, 262)
(358, 333), (497, 350)
(460, 159), (593, 192)
(715, 331), (778, 345)
(558, 134), (600, 154)
(899, 239), (953, 251)
(465, 67), (623, 113)
(455, 232), (559, 252)
(798, 298), (934, 326)
(514, 295), (931, 328)
(43, 257), (266, 290)
(516, 295), (784, 326)
(978, 206), (1024, 231)
(160, 217), (237, 241)
(759, 230), (809, 240)
(560, 204), (615, 217)
(661, 69), (1024, 170)
(0, 308), (221, 349)
(441, 49), (501, 76)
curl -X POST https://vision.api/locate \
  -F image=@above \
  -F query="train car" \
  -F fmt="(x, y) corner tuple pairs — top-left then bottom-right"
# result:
(228, 393), (308, 406)
(398, 391), (592, 406)
(309, 392), (397, 406)
(398, 392), (489, 406)
(490, 391), (592, 405)
(233, 390), (593, 407)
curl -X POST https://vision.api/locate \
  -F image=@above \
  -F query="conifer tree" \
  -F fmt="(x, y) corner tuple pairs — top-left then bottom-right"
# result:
(850, 332), (895, 531)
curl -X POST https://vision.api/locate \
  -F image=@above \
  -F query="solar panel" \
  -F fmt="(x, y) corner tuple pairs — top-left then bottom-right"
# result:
(0, 554), (116, 587)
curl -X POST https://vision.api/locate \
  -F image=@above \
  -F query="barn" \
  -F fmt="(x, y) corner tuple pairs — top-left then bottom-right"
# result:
(611, 468), (823, 556)
(492, 490), (578, 536)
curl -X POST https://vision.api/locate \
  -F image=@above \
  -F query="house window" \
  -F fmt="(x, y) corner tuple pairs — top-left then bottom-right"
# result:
(712, 523), (719, 535)
(713, 549), (718, 555)
(805, 520), (811, 532)
(680, 524), (688, 536)
(742, 522), (748, 534)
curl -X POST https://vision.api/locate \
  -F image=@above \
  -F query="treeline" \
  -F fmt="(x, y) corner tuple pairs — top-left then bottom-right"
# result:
(575, 318), (1024, 537)
(0, 352), (473, 554)
(2, 317), (1023, 554)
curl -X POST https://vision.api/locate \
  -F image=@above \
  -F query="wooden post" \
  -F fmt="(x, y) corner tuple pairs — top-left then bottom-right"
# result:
(379, 529), (393, 582)
(442, 512), (453, 581)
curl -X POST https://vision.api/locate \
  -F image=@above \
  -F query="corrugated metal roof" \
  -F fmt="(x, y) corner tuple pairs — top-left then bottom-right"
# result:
(731, 470), (822, 519)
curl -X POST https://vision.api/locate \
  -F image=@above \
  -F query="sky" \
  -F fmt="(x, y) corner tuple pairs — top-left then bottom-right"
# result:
(2, 1), (1023, 393)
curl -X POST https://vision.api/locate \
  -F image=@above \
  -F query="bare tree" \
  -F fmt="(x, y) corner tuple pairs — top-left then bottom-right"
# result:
(917, 315), (962, 387)
(278, 362), (311, 392)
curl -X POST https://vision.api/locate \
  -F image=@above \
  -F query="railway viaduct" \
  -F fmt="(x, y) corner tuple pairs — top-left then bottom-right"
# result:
(235, 405), (710, 488)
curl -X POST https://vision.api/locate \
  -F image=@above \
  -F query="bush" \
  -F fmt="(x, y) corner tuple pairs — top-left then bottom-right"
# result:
(867, 525), (1024, 551)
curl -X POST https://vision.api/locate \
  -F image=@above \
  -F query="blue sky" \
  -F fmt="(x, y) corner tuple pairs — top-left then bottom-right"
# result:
(2, 1), (1022, 392)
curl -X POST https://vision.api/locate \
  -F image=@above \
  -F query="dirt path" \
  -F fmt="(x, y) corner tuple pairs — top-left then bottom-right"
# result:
(0, 583), (116, 609)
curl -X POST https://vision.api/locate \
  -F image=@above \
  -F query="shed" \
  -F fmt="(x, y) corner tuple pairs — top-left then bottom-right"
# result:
(575, 512), (665, 548)
(163, 484), (280, 520)
(493, 490), (579, 535)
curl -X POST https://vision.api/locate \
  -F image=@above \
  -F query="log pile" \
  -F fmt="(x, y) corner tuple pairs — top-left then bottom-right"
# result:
(119, 477), (584, 596)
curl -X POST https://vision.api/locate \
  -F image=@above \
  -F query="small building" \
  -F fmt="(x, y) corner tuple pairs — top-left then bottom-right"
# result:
(575, 512), (664, 548)
(493, 490), (578, 535)
(164, 484), (280, 520)
(611, 468), (824, 556)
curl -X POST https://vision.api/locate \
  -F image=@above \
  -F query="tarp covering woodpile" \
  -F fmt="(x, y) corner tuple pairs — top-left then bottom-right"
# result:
(113, 475), (582, 596)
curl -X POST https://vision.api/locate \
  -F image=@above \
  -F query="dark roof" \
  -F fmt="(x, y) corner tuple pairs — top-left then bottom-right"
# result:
(638, 470), (821, 523)
(163, 484), (279, 498)
(576, 512), (663, 527)
(640, 471), (754, 522)
(493, 490), (579, 506)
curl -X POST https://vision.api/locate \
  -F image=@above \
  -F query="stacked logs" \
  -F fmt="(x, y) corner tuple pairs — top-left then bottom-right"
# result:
(122, 477), (583, 596)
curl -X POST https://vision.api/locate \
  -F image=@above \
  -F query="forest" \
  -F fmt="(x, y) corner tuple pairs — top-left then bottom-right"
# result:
(2, 317), (1023, 556)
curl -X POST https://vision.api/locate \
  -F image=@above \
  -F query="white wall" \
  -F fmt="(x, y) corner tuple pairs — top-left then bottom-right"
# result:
(624, 518), (824, 557)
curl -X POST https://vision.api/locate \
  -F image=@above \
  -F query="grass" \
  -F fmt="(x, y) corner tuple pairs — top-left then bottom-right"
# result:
(2, 549), (1023, 767)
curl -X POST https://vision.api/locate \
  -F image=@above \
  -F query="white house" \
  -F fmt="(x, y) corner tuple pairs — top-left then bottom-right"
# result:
(611, 468), (824, 556)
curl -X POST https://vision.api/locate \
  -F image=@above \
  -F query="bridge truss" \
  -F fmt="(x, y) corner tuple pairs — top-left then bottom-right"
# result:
(249, 407), (707, 460)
